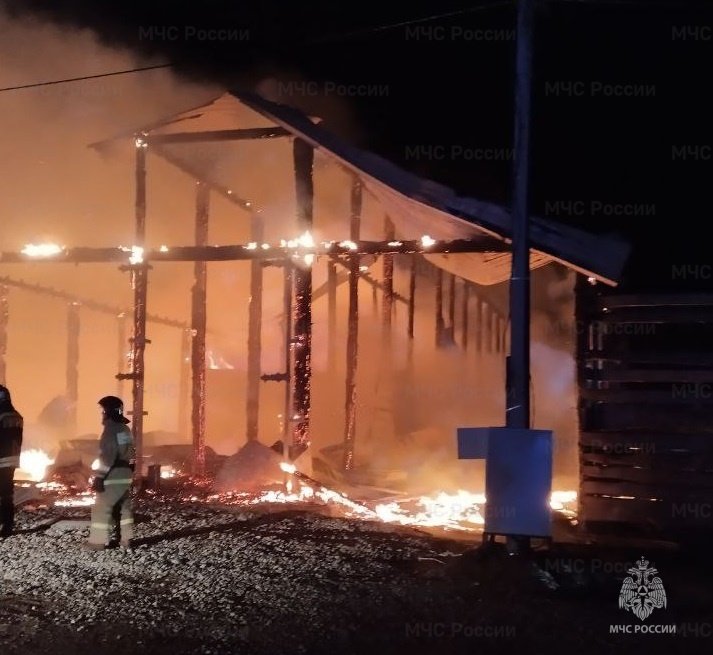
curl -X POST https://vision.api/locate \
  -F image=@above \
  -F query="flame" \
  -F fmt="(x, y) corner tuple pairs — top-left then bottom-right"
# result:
(297, 231), (315, 248)
(15, 449), (55, 482)
(420, 235), (436, 248)
(160, 465), (179, 479)
(129, 245), (144, 265)
(280, 462), (296, 474)
(21, 243), (63, 257)
(338, 240), (358, 251)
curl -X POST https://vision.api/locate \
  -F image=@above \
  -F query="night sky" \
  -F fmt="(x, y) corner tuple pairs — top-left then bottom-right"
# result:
(3, 0), (712, 289)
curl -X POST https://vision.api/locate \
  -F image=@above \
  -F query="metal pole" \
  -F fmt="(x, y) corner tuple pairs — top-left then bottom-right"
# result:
(0, 285), (8, 385)
(507, 0), (534, 429)
(191, 181), (209, 475)
(291, 138), (314, 455)
(66, 302), (80, 437)
(131, 138), (148, 479)
(246, 213), (264, 442)
(343, 177), (362, 471)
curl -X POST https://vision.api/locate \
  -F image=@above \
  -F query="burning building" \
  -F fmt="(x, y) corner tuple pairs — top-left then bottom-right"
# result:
(3, 86), (629, 534)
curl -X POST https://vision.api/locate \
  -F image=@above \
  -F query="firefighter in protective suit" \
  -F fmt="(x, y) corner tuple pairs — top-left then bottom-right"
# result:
(85, 396), (135, 551)
(0, 385), (23, 539)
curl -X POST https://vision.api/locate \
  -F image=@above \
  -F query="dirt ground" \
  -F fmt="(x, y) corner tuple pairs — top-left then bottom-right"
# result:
(1, 498), (711, 655)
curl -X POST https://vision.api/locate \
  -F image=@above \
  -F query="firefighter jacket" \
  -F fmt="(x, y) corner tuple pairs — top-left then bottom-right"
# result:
(0, 409), (23, 469)
(94, 419), (135, 478)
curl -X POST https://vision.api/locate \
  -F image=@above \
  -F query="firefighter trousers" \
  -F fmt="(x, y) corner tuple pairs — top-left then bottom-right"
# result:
(88, 467), (134, 545)
(0, 467), (14, 537)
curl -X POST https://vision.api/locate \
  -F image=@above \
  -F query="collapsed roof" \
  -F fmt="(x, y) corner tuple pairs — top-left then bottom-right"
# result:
(92, 90), (630, 286)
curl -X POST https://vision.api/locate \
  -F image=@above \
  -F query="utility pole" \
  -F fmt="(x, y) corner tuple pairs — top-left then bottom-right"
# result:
(506, 0), (534, 431)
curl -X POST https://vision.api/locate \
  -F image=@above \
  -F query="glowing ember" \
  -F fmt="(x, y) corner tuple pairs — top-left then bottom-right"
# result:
(338, 240), (357, 250)
(21, 243), (63, 257)
(15, 449), (54, 482)
(550, 490), (577, 511)
(55, 491), (95, 507)
(279, 462), (297, 474)
(129, 245), (144, 265)
(160, 465), (179, 479)
(420, 235), (436, 248)
(297, 231), (314, 248)
(245, 242), (258, 250)
(159, 245), (169, 252)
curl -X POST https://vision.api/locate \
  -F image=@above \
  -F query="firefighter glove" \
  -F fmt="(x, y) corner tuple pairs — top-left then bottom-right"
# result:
(92, 476), (105, 493)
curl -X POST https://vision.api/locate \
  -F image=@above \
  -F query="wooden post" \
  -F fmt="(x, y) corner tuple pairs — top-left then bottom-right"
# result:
(407, 256), (416, 365)
(283, 265), (293, 445)
(246, 213), (264, 442)
(66, 302), (80, 437)
(131, 138), (148, 479)
(435, 266), (444, 347)
(461, 280), (470, 351)
(291, 138), (314, 455)
(327, 259), (337, 375)
(383, 216), (395, 331)
(492, 312), (500, 353)
(484, 303), (492, 353)
(343, 177), (362, 471)
(0, 285), (8, 385)
(116, 313), (127, 397)
(475, 297), (483, 353)
(191, 181), (209, 475)
(448, 272), (456, 343)
(178, 327), (191, 439)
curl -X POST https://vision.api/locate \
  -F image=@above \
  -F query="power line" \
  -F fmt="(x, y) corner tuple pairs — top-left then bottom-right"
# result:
(304, 2), (514, 44)
(0, 62), (173, 93)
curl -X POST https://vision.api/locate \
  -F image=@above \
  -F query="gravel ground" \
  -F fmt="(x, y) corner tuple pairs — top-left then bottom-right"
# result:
(1, 496), (711, 655)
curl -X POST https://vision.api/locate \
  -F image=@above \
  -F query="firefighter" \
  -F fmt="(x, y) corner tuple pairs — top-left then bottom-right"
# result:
(0, 385), (23, 539)
(85, 395), (135, 551)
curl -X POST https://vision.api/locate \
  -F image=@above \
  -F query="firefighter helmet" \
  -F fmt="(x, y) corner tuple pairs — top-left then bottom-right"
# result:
(98, 395), (124, 412)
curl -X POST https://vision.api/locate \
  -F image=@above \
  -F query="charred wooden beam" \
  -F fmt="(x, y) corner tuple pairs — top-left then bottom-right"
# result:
(191, 182), (209, 475)
(461, 280), (469, 351)
(66, 302), (80, 437)
(144, 127), (291, 145)
(282, 265), (293, 446)
(382, 216), (395, 331)
(178, 327), (191, 439)
(131, 141), (148, 479)
(447, 272), (456, 343)
(435, 266), (445, 347)
(327, 259), (337, 374)
(0, 285), (7, 385)
(475, 297), (483, 353)
(484, 303), (492, 353)
(246, 213), (264, 442)
(0, 276), (187, 328)
(1, 238), (508, 265)
(116, 313), (127, 397)
(291, 138), (314, 455)
(151, 144), (254, 212)
(408, 256), (416, 340)
(343, 178), (361, 471)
